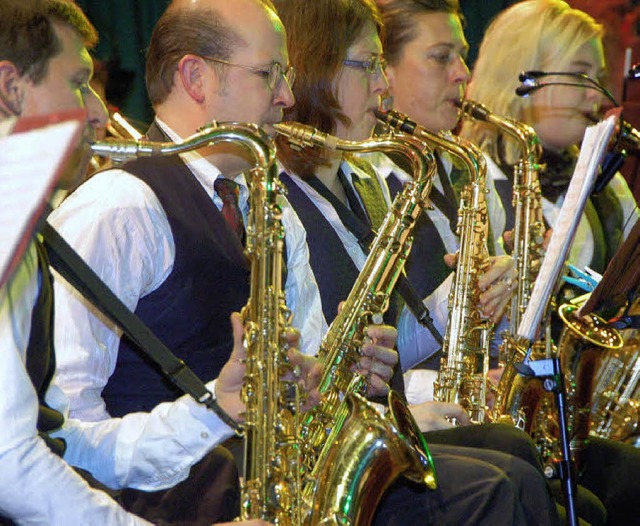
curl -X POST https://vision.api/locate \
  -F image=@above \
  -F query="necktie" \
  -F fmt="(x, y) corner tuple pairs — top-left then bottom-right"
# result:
(338, 166), (388, 231)
(214, 177), (245, 241)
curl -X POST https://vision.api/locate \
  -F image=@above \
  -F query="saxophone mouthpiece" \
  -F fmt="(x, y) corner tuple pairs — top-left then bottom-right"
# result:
(456, 99), (492, 122)
(374, 109), (417, 134)
(273, 122), (339, 150)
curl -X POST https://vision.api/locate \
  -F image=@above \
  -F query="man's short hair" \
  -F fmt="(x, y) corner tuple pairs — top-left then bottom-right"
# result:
(45, 0), (98, 48)
(0, 1), (58, 83)
(0, 0), (97, 85)
(146, 3), (243, 106)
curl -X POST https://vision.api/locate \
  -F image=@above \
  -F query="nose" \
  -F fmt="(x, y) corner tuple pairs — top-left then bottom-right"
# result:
(273, 76), (295, 109)
(451, 55), (471, 85)
(84, 86), (109, 132)
(371, 68), (389, 96)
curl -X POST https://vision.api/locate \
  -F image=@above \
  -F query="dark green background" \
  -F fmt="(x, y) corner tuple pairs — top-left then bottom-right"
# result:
(76, 0), (516, 127)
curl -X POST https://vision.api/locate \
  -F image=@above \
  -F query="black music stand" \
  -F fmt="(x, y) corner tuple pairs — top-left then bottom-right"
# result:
(514, 353), (578, 526)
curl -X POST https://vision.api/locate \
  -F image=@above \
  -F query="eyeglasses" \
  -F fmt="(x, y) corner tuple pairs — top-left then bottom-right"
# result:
(343, 55), (387, 75)
(200, 55), (296, 90)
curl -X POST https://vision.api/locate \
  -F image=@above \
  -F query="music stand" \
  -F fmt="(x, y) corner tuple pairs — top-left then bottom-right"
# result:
(0, 110), (84, 288)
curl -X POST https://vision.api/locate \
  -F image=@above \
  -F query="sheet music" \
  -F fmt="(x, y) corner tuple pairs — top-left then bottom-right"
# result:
(0, 120), (83, 287)
(517, 115), (617, 341)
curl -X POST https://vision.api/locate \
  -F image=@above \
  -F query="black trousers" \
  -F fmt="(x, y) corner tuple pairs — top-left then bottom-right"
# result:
(374, 442), (560, 526)
(425, 423), (608, 526)
(579, 437), (640, 526)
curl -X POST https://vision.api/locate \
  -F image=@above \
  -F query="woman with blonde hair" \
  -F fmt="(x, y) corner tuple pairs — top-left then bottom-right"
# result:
(462, 0), (639, 272)
(461, 1), (640, 523)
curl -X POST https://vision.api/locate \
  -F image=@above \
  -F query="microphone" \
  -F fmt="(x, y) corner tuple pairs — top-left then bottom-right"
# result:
(514, 70), (640, 194)
(518, 70), (546, 82)
(516, 70), (619, 107)
(515, 84), (540, 97)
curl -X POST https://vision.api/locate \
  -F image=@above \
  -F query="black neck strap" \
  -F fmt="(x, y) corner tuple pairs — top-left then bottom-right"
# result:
(304, 174), (443, 345)
(42, 221), (241, 434)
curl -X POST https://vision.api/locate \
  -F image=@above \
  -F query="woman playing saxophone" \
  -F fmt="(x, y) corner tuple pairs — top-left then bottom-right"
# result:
(271, 0), (561, 524)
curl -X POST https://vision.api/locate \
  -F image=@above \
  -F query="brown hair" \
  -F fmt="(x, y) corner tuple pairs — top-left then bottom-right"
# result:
(146, 3), (244, 106)
(377, 0), (462, 66)
(0, 0), (96, 84)
(0, 1), (56, 84)
(45, 0), (98, 48)
(273, 0), (382, 176)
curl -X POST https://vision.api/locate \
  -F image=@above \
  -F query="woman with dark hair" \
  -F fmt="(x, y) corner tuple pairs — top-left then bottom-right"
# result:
(271, 0), (559, 524)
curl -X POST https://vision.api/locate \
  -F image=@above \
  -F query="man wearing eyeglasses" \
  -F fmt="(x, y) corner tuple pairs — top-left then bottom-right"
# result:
(48, 0), (398, 425)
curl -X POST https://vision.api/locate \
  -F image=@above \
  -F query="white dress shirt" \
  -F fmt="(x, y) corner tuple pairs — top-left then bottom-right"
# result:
(0, 244), (154, 524)
(49, 118), (324, 423)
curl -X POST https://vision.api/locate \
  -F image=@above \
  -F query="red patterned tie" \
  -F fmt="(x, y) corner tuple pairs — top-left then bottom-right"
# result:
(214, 177), (245, 241)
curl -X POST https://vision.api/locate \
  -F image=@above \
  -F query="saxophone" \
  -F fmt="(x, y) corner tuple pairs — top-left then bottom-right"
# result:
(90, 120), (273, 163)
(590, 324), (640, 443)
(238, 129), (303, 525)
(274, 121), (438, 526)
(94, 123), (304, 524)
(376, 109), (493, 424)
(456, 99), (547, 427)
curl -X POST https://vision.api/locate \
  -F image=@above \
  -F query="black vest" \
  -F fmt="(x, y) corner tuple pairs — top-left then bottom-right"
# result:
(280, 171), (405, 398)
(103, 124), (250, 416)
(26, 242), (66, 456)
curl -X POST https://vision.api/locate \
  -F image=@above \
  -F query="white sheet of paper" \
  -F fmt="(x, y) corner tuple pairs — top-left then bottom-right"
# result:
(0, 120), (82, 286)
(517, 115), (617, 341)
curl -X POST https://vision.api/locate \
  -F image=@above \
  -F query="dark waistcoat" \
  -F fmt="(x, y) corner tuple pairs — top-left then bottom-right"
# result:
(103, 123), (250, 416)
(280, 171), (405, 399)
(27, 241), (66, 456)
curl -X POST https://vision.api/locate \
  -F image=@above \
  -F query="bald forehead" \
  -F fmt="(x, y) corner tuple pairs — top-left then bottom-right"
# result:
(169, 0), (280, 30)
(169, 0), (285, 52)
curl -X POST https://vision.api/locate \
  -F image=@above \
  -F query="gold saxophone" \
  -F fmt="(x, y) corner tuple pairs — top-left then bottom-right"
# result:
(376, 109), (493, 424)
(456, 99), (547, 427)
(590, 321), (640, 443)
(90, 120), (275, 163)
(237, 128), (304, 525)
(274, 121), (438, 526)
(93, 122), (304, 523)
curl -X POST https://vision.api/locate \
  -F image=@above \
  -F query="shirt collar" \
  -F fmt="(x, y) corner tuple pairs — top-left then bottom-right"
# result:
(154, 118), (249, 205)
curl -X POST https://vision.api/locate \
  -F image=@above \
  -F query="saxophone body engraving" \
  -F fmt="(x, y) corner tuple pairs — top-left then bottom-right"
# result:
(275, 121), (438, 525)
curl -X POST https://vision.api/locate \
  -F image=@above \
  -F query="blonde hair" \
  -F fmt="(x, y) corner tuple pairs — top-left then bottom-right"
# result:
(461, 0), (603, 163)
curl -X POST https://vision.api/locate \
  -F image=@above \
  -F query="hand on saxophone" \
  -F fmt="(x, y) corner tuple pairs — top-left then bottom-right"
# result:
(215, 312), (323, 423)
(354, 324), (399, 397)
(477, 255), (516, 322)
(443, 253), (516, 323)
(408, 401), (471, 432)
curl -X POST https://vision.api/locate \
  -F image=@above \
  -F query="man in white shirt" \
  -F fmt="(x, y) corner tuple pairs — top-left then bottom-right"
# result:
(0, 1), (323, 525)
(50, 0), (397, 423)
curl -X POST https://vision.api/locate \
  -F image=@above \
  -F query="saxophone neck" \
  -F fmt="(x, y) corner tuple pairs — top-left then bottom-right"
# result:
(376, 109), (485, 184)
(458, 98), (542, 167)
(91, 121), (277, 169)
(274, 120), (434, 185)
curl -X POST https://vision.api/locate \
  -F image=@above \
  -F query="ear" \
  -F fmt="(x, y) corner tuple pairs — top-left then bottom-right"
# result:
(177, 54), (211, 104)
(0, 61), (25, 117)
